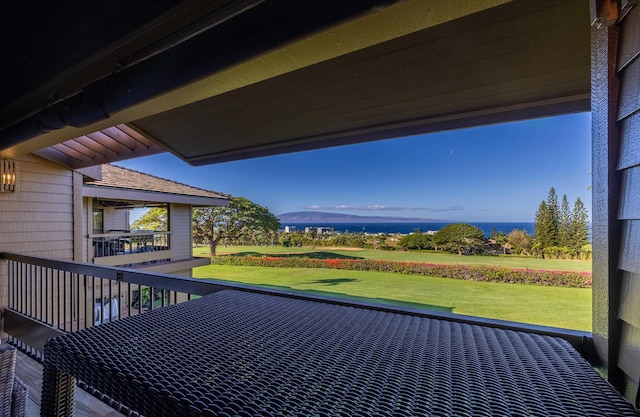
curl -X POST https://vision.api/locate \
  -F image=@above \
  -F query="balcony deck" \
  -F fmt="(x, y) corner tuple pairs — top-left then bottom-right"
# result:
(3, 251), (638, 417)
(12, 346), (124, 417)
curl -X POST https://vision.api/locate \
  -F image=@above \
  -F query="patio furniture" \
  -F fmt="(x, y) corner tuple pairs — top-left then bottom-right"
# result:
(42, 290), (640, 417)
(0, 344), (15, 417)
(1, 344), (28, 417)
(11, 377), (27, 417)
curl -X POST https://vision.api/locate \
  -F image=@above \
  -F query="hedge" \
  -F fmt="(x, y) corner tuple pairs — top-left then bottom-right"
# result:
(209, 256), (592, 288)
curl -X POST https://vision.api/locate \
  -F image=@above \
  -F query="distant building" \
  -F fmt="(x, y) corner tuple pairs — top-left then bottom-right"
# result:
(284, 225), (296, 233)
(302, 226), (334, 234)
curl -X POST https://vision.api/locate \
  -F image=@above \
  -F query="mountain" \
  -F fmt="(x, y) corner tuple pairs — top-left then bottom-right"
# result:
(277, 211), (447, 223)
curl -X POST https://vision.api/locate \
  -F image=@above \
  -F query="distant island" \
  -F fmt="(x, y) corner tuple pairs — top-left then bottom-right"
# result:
(277, 211), (448, 223)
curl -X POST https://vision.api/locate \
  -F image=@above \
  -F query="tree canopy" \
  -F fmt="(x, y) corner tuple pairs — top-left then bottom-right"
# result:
(570, 197), (590, 252)
(432, 223), (485, 255)
(130, 207), (167, 231)
(397, 229), (433, 250)
(507, 229), (532, 255)
(193, 197), (280, 256)
(494, 231), (509, 254)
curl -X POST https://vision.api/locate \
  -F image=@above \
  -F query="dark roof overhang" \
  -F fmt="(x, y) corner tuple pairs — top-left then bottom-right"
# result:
(0, 0), (590, 167)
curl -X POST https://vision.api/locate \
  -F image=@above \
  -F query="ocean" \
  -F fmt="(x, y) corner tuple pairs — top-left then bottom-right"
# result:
(282, 222), (535, 237)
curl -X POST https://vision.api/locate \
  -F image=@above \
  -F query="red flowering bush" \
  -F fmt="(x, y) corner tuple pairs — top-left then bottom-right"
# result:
(209, 256), (592, 288)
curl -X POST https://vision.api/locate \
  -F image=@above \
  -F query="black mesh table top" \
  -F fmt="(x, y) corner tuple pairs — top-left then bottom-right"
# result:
(42, 289), (639, 417)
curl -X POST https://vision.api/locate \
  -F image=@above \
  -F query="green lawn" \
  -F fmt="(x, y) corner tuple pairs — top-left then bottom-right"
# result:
(193, 264), (592, 331)
(194, 245), (592, 272)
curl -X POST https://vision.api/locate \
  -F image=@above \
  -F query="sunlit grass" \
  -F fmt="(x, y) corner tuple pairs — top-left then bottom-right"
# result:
(193, 264), (591, 331)
(194, 245), (592, 272)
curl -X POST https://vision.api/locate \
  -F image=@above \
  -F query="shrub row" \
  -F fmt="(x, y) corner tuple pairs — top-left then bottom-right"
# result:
(209, 256), (592, 288)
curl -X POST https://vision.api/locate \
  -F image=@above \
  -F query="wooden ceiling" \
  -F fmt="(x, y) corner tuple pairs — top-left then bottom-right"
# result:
(33, 125), (165, 169)
(0, 0), (590, 168)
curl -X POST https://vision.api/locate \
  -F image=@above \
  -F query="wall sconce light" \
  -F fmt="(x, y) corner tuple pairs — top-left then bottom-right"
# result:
(1, 159), (17, 192)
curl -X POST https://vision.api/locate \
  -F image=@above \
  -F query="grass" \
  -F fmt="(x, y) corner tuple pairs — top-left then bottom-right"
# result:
(194, 245), (592, 272)
(193, 264), (592, 331)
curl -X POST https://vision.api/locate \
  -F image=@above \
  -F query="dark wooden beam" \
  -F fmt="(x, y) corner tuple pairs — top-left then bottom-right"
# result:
(591, 0), (620, 27)
(590, 21), (624, 387)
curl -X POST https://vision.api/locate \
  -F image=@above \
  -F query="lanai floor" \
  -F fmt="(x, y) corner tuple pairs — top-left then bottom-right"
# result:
(12, 347), (124, 417)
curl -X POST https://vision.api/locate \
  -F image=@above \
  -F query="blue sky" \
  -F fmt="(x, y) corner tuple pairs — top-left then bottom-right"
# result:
(118, 112), (592, 222)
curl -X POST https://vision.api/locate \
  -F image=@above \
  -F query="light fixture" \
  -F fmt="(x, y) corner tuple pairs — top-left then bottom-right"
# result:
(1, 159), (17, 192)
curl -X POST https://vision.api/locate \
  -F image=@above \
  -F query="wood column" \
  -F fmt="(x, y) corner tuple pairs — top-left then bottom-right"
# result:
(590, 0), (622, 387)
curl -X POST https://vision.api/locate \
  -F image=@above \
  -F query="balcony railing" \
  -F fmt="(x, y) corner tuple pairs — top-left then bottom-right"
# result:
(0, 253), (614, 417)
(1, 252), (227, 357)
(90, 231), (172, 267)
(1, 252), (593, 361)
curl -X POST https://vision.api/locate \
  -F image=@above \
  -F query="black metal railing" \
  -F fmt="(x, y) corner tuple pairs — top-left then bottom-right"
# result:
(1, 251), (594, 360)
(1, 252), (227, 356)
(90, 231), (173, 268)
(91, 231), (171, 258)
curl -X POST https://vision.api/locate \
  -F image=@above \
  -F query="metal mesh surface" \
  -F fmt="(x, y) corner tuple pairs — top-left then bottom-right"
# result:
(43, 290), (640, 417)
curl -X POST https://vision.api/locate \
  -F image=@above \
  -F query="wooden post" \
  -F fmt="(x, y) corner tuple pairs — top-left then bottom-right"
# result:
(590, 0), (623, 388)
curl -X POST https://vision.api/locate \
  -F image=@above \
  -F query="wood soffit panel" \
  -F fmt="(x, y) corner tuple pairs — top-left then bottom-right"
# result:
(0, 0), (591, 167)
(133, 0), (591, 165)
(33, 125), (166, 169)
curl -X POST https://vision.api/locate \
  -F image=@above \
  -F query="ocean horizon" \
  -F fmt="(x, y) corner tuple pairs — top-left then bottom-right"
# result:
(282, 222), (535, 237)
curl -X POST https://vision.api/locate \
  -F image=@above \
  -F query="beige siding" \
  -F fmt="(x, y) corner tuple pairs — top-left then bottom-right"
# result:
(140, 257), (210, 277)
(169, 204), (192, 261)
(82, 197), (90, 262)
(0, 154), (74, 308)
(73, 172), (84, 261)
(94, 249), (173, 266)
(103, 207), (129, 232)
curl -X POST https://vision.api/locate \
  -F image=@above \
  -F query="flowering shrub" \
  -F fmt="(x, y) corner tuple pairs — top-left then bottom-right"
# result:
(209, 256), (592, 288)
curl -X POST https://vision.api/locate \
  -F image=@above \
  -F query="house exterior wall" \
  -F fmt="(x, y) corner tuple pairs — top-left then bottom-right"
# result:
(82, 197), (91, 263)
(592, 3), (640, 402)
(103, 207), (129, 232)
(0, 159), (207, 317)
(0, 154), (74, 308)
(612, 4), (640, 401)
(169, 203), (192, 262)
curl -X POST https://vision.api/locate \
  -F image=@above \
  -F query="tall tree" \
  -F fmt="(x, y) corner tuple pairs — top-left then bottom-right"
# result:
(193, 197), (280, 256)
(534, 201), (553, 252)
(558, 194), (572, 247)
(570, 197), (590, 251)
(545, 187), (560, 246)
(534, 187), (562, 256)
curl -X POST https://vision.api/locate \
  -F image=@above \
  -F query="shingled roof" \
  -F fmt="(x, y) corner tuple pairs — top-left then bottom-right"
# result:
(83, 164), (229, 206)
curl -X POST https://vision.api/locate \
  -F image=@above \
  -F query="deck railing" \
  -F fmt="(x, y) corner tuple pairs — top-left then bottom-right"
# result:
(90, 231), (172, 267)
(91, 231), (171, 257)
(0, 251), (594, 361)
(1, 252), (226, 357)
(0, 251), (599, 417)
